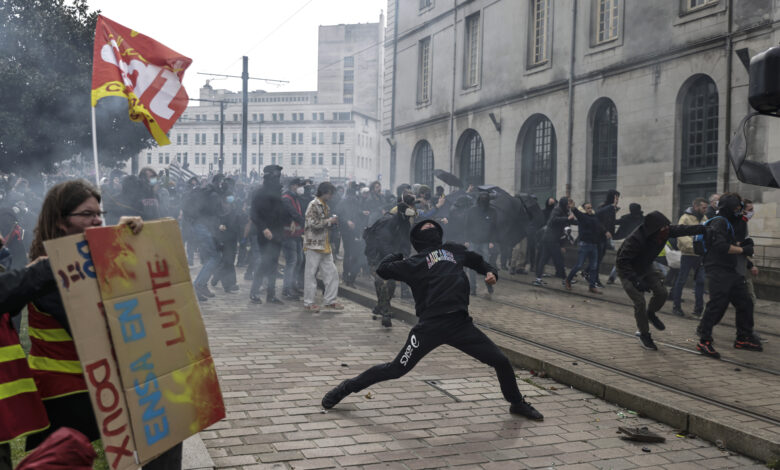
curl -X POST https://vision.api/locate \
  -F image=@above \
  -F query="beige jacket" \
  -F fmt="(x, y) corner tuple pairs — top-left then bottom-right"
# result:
(303, 197), (330, 251)
(676, 211), (707, 255)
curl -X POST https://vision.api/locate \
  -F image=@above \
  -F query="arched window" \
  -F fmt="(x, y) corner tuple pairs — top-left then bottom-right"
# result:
(458, 130), (484, 186)
(412, 140), (434, 188)
(680, 75), (718, 213)
(591, 99), (618, 204)
(519, 115), (557, 203)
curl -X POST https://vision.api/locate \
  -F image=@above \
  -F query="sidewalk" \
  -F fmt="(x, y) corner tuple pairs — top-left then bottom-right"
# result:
(195, 275), (765, 469)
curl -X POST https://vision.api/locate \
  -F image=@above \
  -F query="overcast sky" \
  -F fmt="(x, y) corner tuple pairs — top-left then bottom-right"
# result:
(88, 0), (386, 96)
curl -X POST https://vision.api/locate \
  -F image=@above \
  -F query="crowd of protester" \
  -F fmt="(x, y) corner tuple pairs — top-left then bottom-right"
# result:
(0, 162), (765, 468)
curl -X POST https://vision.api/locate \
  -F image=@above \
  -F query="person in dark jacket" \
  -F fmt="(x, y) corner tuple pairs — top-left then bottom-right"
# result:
(465, 192), (498, 296)
(337, 183), (365, 287)
(443, 196), (471, 244)
(250, 165), (287, 304)
(695, 193), (761, 358)
(363, 193), (416, 327)
(192, 175), (224, 301)
(565, 203), (604, 294)
(533, 197), (573, 286)
(594, 189), (620, 287)
(606, 202), (644, 284)
(280, 178), (305, 299)
(615, 211), (705, 351)
(321, 219), (544, 421)
(210, 190), (241, 293)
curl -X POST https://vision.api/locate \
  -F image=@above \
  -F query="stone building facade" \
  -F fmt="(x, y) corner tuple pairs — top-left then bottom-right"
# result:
(380, 0), (780, 243)
(140, 19), (383, 183)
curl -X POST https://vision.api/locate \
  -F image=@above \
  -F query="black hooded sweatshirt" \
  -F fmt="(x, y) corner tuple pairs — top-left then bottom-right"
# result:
(596, 189), (620, 239)
(615, 211), (705, 282)
(614, 203), (644, 240)
(543, 197), (571, 242)
(376, 219), (497, 320)
(703, 195), (743, 272)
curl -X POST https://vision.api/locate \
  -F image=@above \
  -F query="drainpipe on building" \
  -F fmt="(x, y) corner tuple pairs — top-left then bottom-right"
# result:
(565, 0), (578, 198)
(449, 0), (458, 177)
(723, 0), (734, 192)
(389, 0), (400, 189)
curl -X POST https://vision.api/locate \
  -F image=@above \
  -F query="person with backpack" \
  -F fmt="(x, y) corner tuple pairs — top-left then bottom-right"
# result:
(281, 178), (305, 300)
(615, 211), (705, 351)
(695, 193), (762, 358)
(363, 193), (416, 327)
(320, 219), (544, 422)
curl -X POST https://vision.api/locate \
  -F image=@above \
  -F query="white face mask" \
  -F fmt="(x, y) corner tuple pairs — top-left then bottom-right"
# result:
(745, 210), (754, 220)
(296, 187), (305, 195)
(404, 208), (416, 217)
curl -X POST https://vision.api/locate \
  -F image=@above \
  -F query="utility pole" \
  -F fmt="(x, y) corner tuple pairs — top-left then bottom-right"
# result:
(197, 66), (288, 177)
(241, 56), (249, 176)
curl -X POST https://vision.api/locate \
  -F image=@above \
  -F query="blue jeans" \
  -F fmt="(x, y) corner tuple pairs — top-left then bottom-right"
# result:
(282, 237), (303, 292)
(672, 254), (705, 312)
(567, 241), (598, 287)
(193, 224), (220, 287)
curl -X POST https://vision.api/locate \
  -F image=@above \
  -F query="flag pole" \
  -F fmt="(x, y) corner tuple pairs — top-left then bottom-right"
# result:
(91, 106), (101, 188)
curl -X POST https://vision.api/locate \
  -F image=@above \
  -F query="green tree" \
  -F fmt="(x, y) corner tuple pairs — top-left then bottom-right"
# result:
(0, 0), (154, 175)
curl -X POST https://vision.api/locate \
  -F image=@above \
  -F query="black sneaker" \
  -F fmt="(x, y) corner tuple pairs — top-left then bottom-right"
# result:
(532, 278), (544, 287)
(594, 281), (605, 289)
(509, 398), (544, 421)
(648, 313), (666, 331)
(249, 294), (263, 304)
(672, 307), (685, 317)
(381, 314), (392, 328)
(734, 336), (763, 351)
(638, 333), (658, 350)
(322, 380), (351, 409)
(267, 296), (284, 305)
(696, 339), (721, 359)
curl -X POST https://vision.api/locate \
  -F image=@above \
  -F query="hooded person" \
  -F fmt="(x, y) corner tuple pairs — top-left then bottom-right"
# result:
(320, 219), (544, 421)
(362, 193), (416, 327)
(465, 191), (498, 295)
(695, 193), (762, 358)
(615, 210), (705, 351)
(249, 165), (287, 304)
(593, 189), (620, 287)
(533, 197), (573, 286)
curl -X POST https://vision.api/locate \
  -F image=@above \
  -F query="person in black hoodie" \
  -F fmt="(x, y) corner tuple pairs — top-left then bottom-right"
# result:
(695, 193), (761, 358)
(594, 189), (620, 287)
(321, 219), (544, 421)
(606, 202), (644, 284)
(249, 165), (287, 304)
(615, 211), (705, 350)
(533, 197), (573, 286)
(565, 203), (604, 294)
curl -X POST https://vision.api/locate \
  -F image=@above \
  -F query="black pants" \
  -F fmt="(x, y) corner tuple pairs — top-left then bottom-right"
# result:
(697, 269), (754, 341)
(252, 238), (282, 298)
(535, 239), (566, 279)
(341, 313), (524, 404)
(342, 236), (362, 284)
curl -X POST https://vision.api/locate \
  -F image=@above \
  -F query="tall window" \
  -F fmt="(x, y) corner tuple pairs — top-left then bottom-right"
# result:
(687, 0), (717, 10)
(458, 130), (485, 186)
(596, 0), (619, 44)
(413, 141), (434, 188)
(520, 115), (557, 202)
(417, 37), (432, 104)
(680, 75), (718, 212)
(531, 0), (550, 65)
(463, 13), (481, 88)
(591, 99), (618, 203)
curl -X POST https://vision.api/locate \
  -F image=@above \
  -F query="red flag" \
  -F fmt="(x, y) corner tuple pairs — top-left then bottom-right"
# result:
(91, 15), (192, 146)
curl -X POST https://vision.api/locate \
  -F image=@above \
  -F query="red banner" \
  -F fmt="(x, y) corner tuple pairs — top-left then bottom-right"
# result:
(91, 15), (192, 146)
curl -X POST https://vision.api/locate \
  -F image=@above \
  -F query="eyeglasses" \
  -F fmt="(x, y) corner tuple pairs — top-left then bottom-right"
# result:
(67, 210), (107, 219)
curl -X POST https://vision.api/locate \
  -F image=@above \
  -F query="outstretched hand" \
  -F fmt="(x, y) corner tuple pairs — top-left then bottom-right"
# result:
(485, 272), (497, 285)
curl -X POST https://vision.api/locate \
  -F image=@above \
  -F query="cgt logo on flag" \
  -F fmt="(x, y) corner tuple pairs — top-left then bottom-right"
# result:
(91, 15), (192, 146)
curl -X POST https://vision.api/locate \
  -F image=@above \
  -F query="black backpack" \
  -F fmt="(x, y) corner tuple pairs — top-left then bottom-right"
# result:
(692, 216), (733, 256)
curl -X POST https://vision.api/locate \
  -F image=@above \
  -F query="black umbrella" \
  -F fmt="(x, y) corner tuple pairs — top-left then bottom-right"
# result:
(434, 169), (463, 188)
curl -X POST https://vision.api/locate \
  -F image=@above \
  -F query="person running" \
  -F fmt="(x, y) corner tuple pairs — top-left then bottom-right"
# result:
(321, 219), (544, 421)
(615, 211), (705, 350)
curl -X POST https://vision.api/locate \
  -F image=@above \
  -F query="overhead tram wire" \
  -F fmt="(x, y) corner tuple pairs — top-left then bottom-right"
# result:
(220, 0), (316, 74)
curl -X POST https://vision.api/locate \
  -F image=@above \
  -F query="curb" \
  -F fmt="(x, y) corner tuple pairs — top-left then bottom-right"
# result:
(339, 285), (780, 464)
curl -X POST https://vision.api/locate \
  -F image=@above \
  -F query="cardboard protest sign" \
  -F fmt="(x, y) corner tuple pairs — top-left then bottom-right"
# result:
(84, 219), (224, 463)
(44, 234), (138, 470)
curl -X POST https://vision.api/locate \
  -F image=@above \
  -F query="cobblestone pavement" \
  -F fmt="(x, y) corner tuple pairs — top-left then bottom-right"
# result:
(196, 270), (764, 469)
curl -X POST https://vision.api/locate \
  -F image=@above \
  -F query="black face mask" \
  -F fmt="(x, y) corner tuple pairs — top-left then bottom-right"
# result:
(412, 228), (442, 250)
